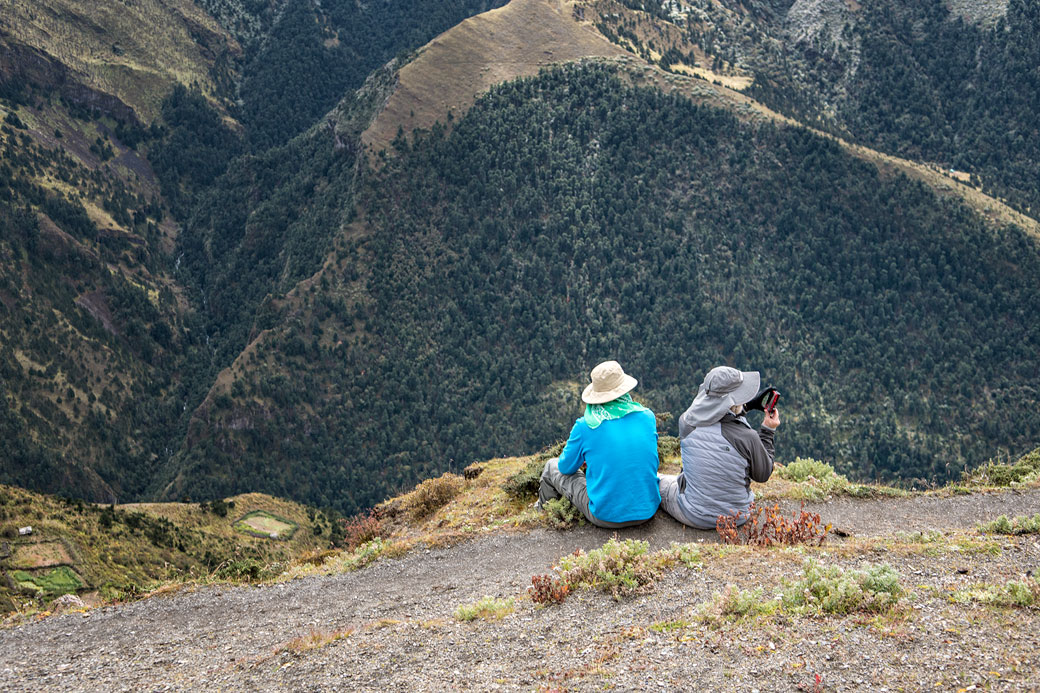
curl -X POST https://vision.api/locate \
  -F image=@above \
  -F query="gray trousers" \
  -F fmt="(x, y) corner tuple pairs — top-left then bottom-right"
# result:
(657, 473), (699, 528)
(538, 458), (650, 529)
(658, 473), (747, 530)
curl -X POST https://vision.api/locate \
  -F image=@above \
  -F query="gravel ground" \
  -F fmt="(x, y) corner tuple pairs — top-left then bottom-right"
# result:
(2, 488), (1038, 691)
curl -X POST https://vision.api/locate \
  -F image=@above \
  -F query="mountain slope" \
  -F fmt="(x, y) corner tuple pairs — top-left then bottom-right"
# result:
(170, 62), (1040, 514)
(2, 0), (1039, 517)
(0, 0), (237, 121)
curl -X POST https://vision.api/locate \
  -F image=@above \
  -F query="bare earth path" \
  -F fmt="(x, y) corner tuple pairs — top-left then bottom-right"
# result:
(2, 488), (1039, 691)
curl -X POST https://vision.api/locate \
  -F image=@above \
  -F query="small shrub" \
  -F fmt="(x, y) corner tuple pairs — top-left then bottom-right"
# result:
(503, 458), (545, 500)
(699, 585), (779, 622)
(952, 578), (1040, 608)
(782, 559), (902, 615)
(529, 574), (569, 605)
(543, 497), (584, 529)
(405, 473), (464, 520)
(558, 537), (671, 599)
(534, 440), (566, 462)
(965, 448), (1040, 487)
(341, 509), (382, 549)
(717, 503), (830, 546)
(894, 530), (944, 543)
(339, 532), (391, 570)
(776, 457), (850, 498)
(979, 513), (1040, 535)
(454, 595), (515, 621)
(1, 524), (17, 539)
(777, 458), (836, 483)
(671, 542), (703, 568)
(298, 549), (339, 566)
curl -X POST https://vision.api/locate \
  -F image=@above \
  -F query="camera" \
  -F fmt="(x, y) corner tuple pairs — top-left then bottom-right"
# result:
(745, 386), (780, 413)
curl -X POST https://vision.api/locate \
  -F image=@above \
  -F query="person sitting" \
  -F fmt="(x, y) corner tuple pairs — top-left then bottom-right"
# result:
(537, 360), (661, 528)
(658, 366), (778, 530)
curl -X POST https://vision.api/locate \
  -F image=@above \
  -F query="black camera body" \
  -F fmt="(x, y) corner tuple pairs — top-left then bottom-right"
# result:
(745, 386), (780, 413)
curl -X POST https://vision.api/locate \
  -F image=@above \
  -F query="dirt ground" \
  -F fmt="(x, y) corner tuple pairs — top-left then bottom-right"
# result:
(1, 487), (1038, 691)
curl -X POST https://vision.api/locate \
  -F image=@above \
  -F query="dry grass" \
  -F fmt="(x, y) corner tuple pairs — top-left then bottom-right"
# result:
(277, 626), (353, 654)
(362, 0), (628, 151)
(2, 0), (237, 120)
(7, 541), (74, 570)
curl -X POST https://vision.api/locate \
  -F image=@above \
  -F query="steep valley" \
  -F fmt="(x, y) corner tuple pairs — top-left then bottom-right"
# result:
(0, 0), (1037, 519)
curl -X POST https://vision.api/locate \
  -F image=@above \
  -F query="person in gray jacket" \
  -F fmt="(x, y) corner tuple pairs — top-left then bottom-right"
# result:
(658, 366), (779, 529)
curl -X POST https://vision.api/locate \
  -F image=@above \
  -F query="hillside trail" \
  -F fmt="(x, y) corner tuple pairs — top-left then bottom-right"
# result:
(1, 488), (1037, 691)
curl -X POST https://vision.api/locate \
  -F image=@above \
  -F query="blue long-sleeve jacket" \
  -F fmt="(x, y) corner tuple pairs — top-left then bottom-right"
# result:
(558, 410), (661, 523)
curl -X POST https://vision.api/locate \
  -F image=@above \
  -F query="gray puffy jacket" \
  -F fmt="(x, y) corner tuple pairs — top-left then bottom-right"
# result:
(675, 412), (775, 530)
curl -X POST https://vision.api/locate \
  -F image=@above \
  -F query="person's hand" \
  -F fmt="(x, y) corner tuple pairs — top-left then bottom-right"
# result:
(763, 407), (780, 429)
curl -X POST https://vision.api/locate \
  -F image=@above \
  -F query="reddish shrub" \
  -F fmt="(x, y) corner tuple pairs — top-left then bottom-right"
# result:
(717, 502), (830, 546)
(341, 510), (382, 550)
(529, 573), (569, 605)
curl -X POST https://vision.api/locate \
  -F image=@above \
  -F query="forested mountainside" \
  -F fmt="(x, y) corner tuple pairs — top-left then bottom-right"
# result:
(586, 0), (1039, 215)
(169, 63), (1040, 512)
(0, 0), (509, 506)
(1, 0), (1038, 515)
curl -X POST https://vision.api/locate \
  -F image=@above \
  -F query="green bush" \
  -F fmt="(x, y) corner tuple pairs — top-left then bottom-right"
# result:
(778, 457), (839, 483)
(558, 537), (670, 599)
(776, 457), (851, 499)
(657, 436), (680, 461)
(978, 513), (1040, 535)
(782, 559), (902, 615)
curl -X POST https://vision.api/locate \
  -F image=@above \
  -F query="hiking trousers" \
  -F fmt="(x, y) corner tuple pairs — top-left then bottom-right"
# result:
(538, 458), (650, 529)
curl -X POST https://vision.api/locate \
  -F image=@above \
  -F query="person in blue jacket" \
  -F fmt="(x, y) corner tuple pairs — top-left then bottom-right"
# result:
(537, 360), (661, 528)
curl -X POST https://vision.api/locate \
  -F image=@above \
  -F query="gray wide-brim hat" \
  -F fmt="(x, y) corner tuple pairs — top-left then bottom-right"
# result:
(683, 366), (760, 428)
(581, 360), (638, 404)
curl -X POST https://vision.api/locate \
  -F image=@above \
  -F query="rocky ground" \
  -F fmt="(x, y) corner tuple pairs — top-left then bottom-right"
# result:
(2, 488), (1039, 691)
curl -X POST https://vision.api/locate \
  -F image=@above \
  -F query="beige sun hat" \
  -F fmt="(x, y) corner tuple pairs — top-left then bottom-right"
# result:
(581, 361), (638, 404)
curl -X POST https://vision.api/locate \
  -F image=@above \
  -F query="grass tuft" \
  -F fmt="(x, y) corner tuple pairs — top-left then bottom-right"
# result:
(454, 595), (515, 621)
(404, 473), (465, 520)
(278, 626), (353, 653)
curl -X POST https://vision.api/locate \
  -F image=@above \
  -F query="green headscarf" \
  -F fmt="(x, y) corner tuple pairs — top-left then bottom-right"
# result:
(583, 393), (650, 429)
